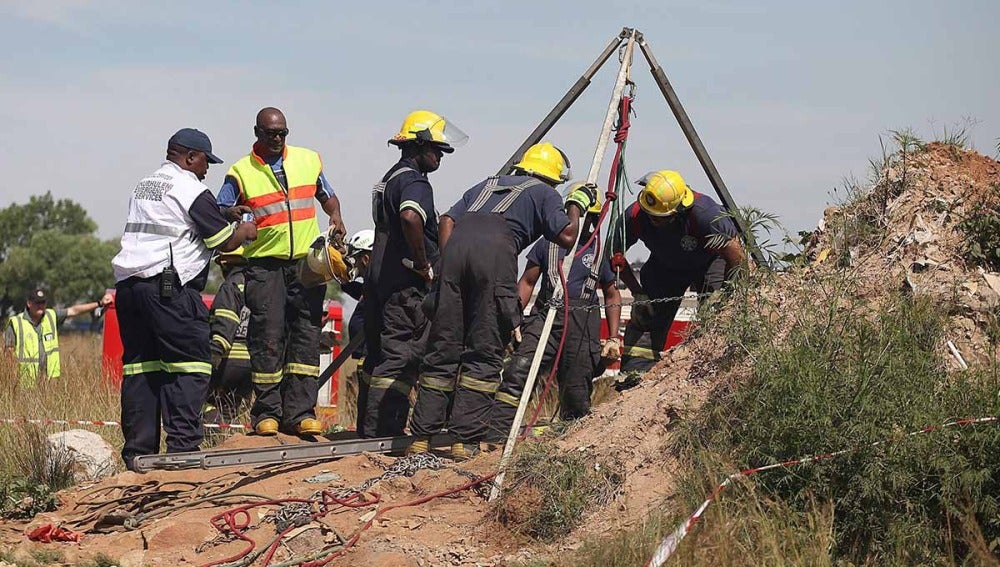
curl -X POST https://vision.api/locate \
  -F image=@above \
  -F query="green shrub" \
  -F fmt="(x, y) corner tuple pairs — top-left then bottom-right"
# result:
(678, 289), (1000, 564)
(0, 477), (56, 519)
(959, 192), (1000, 272)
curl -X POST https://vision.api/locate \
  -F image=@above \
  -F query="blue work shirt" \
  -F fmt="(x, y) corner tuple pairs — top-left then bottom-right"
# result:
(217, 144), (335, 208)
(445, 175), (569, 254)
(369, 159), (440, 296)
(526, 237), (614, 305)
(615, 192), (737, 278)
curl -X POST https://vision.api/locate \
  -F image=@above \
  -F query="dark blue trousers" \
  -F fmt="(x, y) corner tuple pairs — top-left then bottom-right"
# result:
(116, 277), (211, 471)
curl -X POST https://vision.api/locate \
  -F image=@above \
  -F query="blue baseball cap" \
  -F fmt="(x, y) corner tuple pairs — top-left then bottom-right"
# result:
(168, 128), (223, 164)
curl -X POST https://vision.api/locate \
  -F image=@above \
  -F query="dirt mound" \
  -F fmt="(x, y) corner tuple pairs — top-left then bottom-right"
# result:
(805, 142), (1000, 363)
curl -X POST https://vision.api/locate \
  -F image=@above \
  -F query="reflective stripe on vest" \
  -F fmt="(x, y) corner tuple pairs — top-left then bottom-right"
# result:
(7, 309), (61, 386)
(124, 222), (187, 237)
(228, 145), (323, 260)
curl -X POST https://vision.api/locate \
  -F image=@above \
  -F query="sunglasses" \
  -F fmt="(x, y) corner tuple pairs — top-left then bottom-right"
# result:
(258, 128), (289, 138)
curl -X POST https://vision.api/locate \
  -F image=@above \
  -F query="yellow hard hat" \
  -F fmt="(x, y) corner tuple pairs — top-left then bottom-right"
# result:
(302, 235), (350, 287)
(514, 142), (571, 184)
(389, 110), (468, 153)
(565, 180), (602, 214)
(636, 170), (695, 217)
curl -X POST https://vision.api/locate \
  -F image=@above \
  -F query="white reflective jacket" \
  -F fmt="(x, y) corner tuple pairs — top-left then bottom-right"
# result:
(113, 161), (225, 285)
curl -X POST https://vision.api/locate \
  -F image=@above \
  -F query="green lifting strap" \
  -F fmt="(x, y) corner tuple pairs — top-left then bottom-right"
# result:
(604, 136), (635, 267)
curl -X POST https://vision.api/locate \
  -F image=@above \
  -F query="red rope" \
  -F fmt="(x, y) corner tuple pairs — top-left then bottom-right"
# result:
(304, 473), (498, 566)
(199, 491), (374, 567)
(526, 95), (633, 431)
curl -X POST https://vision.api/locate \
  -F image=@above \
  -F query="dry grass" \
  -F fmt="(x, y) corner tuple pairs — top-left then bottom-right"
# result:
(494, 440), (624, 542)
(0, 333), (123, 480)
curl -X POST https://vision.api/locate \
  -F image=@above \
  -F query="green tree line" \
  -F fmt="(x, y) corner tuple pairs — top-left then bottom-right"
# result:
(0, 193), (118, 317)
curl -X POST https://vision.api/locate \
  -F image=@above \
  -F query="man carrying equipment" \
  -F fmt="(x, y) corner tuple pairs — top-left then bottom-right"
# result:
(611, 170), (746, 381)
(217, 107), (346, 437)
(361, 110), (466, 437)
(485, 183), (622, 444)
(113, 128), (255, 470)
(408, 142), (596, 459)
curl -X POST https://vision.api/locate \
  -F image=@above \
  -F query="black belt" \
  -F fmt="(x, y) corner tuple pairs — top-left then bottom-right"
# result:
(246, 256), (301, 269)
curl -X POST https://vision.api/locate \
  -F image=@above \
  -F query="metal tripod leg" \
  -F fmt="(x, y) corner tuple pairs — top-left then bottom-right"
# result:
(635, 32), (766, 266)
(489, 29), (639, 503)
(496, 28), (631, 176)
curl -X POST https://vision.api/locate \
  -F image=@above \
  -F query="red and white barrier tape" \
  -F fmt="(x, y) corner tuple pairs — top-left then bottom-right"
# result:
(646, 416), (1000, 567)
(0, 417), (249, 430)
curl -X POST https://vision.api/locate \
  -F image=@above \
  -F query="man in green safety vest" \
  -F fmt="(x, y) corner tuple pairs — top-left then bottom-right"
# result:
(3, 288), (113, 387)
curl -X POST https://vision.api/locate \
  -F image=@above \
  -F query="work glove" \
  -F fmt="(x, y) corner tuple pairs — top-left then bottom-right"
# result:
(504, 326), (524, 357)
(565, 182), (598, 213)
(600, 337), (621, 361)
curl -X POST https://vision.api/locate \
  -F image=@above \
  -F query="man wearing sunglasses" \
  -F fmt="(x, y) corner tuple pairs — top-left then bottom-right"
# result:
(4, 288), (112, 388)
(217, 107), (346, 437)
(609, 169), (746, 384)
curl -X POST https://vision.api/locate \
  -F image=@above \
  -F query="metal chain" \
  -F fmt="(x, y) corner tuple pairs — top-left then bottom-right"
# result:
(450, 466), (492, 498)
(541, 291), (713, 313)
(266, 502), (313, 532)
(308, 453), (490, 500)
(355, 452), (445, 493)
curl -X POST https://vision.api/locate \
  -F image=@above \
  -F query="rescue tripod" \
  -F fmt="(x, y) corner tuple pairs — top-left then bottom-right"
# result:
(134, 27), (759, 475)
(488, 27), (762, 501)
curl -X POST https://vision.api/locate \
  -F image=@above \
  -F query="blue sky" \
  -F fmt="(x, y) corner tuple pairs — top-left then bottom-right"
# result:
(0, 0), (997, 253)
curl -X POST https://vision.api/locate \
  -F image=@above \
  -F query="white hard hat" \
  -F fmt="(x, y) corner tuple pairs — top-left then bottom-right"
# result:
(347, 229), (375, 254)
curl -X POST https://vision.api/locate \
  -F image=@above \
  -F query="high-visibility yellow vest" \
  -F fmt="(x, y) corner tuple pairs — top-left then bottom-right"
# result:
(227, 145), (323, 260)
(6, 309), (61, 387)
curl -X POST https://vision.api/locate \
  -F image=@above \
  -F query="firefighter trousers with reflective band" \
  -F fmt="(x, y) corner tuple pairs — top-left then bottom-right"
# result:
(358, 286), (428, 437)
(244, 258), (325, 428)
(486, 299), (602, 443)
(115, 276), (212, 470)
(620, 256), (725, 375)
(410, 214), (521, 442)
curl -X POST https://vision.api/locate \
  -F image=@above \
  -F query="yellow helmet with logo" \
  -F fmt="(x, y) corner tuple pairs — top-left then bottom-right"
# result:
(564, 180), (602, 214)
(636, 170), (695, 217)
(514, 142), (571, 184)
(389, 110), (468, 153)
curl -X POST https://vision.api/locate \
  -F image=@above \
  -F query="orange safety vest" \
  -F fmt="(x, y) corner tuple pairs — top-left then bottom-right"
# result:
(227, 145), (323, 260)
